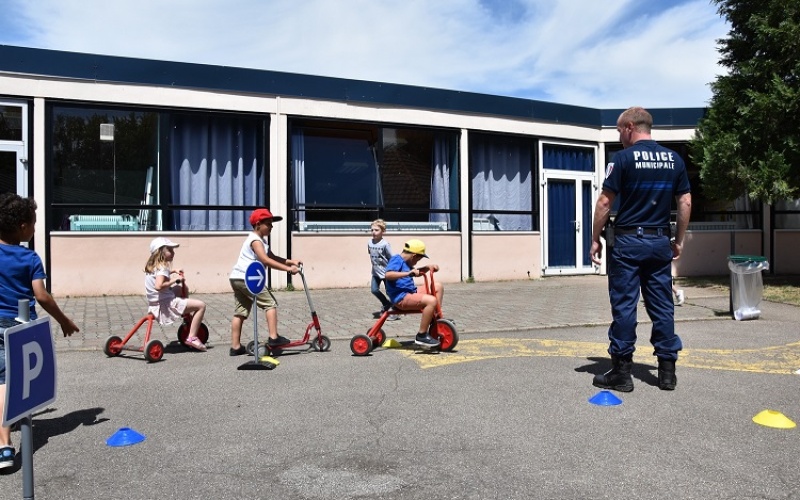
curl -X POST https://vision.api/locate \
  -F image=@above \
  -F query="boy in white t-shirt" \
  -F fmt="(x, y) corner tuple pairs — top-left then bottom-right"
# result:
(228, 208), (301, 356)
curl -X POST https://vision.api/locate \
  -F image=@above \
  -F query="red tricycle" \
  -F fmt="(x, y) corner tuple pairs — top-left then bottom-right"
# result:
(103, 271), (209, 363)
(245, 264), (331, 357)
(349, 268), (458, 356)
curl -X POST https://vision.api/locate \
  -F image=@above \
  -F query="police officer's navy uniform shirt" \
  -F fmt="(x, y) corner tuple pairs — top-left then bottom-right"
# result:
(603, 139), (690, 229)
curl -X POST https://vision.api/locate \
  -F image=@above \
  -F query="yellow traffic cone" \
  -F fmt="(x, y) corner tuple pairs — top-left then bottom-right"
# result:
(752, 409), (796, 429)
(382, 338), (402, 348)
(259, 355), (280, 367)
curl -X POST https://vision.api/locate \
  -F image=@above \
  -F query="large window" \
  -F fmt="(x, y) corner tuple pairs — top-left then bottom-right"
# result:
(469, 132), (538, 231)
(774, 199), (800, 229)
(50, 104), (267, 231)
(169, 113), (266, 230)
(290, 120), (459, 230)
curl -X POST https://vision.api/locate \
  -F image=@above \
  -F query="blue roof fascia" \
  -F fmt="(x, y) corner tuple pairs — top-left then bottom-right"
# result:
(600, 108), (707, 128)
(0, 45), (704, 128)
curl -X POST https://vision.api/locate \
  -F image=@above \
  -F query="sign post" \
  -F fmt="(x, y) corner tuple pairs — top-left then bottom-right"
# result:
(3, 299), (56, 500)
(237, 262), (276, 370)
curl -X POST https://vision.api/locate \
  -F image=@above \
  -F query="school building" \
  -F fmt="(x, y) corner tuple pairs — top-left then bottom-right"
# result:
(1, 45), (798, 297)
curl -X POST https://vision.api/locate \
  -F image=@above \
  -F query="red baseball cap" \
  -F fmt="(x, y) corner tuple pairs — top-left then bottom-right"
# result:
(249, 208), (283, 226)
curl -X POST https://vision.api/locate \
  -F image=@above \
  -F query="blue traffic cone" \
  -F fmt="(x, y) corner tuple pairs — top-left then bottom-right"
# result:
(588, 390), (623, 406)
(106, 427), (146, 447)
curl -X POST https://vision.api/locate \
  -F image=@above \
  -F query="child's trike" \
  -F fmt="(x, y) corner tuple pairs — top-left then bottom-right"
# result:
(103, 271), (209, 363)
(245, 264), (331, 357)
(350, 268), (458, 356)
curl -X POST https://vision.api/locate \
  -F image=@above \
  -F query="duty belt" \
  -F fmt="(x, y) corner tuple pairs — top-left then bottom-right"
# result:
(614, 226), (668, 237)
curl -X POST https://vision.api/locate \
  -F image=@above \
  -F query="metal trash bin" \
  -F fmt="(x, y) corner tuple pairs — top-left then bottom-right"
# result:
(727, 255), (769, 320)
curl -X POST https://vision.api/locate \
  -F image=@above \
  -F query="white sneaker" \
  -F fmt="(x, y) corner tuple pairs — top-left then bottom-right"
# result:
(386, 315), (400, 321)
(675, 289), (685, 306)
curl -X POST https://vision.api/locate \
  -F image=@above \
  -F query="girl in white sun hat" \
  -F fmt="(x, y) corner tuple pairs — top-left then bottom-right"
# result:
(144, 237), (208, 351)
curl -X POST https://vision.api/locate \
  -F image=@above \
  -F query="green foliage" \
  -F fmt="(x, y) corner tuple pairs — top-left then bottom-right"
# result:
(691, 0), (800, 204)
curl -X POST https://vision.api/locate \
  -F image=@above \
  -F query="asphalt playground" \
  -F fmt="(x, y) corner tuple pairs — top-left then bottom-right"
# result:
(1, 275), (799, 499)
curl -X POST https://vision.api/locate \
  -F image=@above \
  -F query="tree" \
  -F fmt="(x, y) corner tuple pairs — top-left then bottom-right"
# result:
(691, 0), (800, 204)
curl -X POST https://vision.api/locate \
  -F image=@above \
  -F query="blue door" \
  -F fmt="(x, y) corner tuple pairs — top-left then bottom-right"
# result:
(542, 143), (596, 275)
(547, 179), (576, 267)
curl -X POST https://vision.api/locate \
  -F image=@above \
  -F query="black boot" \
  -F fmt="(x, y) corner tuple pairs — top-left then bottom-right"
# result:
(658, 359), (677, 391)
(593, 356), (634, 392)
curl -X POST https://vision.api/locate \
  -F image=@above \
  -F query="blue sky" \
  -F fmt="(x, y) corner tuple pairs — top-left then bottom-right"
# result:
(0, 0), (729, 108)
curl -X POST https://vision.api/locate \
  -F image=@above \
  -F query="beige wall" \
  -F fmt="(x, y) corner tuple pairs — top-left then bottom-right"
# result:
(291, 233), (463, 290)
(50, 233), (249, 296)
(49, 228), (782, 296)
(672, 230), (763, 277)
(773, 231), (800, 274)
(471, 233), (541, 281)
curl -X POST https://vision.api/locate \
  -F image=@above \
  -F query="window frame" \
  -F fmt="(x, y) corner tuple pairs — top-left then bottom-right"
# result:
(289, 118), (460, 231)
(468, 131), (540, 232)
(47, 101), (270, 232)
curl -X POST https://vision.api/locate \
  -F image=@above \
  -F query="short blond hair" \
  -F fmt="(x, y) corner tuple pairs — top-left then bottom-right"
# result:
(371, 219), (386, 231)
(618, 107), (653, 133)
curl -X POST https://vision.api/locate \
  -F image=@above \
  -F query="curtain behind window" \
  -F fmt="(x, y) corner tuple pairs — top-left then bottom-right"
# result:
(471, 135), (532, 230)
(430, 134), (459, 228)
(292, 129), (306, 223)
(170, 115), (264, 230)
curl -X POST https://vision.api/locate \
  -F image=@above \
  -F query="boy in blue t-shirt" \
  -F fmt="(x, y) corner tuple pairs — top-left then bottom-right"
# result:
(0, 193), (79, 469)
(384, 239), (444, 348)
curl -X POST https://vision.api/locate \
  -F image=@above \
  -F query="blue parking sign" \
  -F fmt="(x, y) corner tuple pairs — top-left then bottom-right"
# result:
(3, 317), (57, 427)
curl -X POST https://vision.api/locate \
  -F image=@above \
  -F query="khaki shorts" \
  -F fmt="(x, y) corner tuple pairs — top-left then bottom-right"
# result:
(230, 278), (277, 318)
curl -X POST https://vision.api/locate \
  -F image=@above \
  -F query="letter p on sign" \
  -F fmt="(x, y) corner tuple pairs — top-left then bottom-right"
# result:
(22, 341), (44, 400)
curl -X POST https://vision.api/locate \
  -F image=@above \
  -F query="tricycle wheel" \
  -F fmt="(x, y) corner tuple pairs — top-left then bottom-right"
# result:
(312, 335), (331, 352)
(144, 339), (164, 362)
(257, 344), (271, 358)
(104, 336), (123, 357)
(372, 328), (386, 349)
(246, 340), (256, 355)
(350, 334), (373, 356)
(177, 322), (209, 347)
(197, 323), (209, 344)
(432, 319), (459, 351)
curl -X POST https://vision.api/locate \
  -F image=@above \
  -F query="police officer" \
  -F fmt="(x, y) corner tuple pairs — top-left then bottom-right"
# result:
(589, 107), (692, 392)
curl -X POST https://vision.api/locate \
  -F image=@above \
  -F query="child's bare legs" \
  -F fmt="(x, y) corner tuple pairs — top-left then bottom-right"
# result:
(184, 298), (206, 338)
(230, 315), (245, 350)
(265, 307), (291, 346)
(180, 298), (207, 350)
(0, 385), (11, 468)
(0, 424), (8, 449)
(434, 282), (444, 307)
(419, 283), (444, 332)
(0, 386), (9, 446)
(265, 307), (277, 340)
(417, 295), (439, 334)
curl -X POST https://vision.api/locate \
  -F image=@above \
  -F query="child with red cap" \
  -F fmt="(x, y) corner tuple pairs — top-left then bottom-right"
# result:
(228, 208), (302, 356)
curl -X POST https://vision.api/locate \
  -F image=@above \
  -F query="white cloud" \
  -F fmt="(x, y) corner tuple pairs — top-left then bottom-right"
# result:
(2, 0), (728, 108)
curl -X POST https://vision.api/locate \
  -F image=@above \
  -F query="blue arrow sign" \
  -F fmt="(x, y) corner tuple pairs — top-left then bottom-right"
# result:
(3, 317), (57, 427)
(245, 261), (266, 295)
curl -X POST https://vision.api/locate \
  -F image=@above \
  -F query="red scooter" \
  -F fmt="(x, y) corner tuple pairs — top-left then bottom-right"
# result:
(246, 264), (331, 357)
